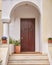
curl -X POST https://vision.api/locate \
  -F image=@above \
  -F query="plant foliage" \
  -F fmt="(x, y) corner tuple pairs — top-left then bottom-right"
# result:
(48, 38), (52, 40)
(14, 40), (20, 46)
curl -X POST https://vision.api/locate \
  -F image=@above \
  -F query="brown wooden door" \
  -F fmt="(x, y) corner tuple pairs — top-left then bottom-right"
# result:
(20, 19), (35, 52)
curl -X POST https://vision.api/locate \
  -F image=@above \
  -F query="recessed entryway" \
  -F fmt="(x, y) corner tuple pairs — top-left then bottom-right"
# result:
(9, 1), (41, 52)
(20, 18), (35, 52)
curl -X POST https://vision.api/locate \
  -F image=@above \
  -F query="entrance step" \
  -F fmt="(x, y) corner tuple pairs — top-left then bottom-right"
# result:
(8, 53), (50, 65)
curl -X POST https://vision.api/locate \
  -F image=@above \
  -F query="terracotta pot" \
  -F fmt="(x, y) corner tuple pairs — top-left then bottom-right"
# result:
(48, 40), (52, 43)
(15, 46), (21, 53)
(2, 40), (7, 44)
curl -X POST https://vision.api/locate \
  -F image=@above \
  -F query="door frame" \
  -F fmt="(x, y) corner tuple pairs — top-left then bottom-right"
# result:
(20, 18), (35, 52)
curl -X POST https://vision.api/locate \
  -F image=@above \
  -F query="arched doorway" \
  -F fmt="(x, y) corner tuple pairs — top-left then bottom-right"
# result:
(9, 1), (41, 52)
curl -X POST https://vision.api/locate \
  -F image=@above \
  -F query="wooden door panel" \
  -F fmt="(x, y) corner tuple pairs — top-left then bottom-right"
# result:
(21, 20), (29, 51)
(28, 20), (35, 51)
(21, 19), (35, 52)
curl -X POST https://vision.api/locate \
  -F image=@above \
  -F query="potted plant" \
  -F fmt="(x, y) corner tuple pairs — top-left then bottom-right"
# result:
(9, 37), (14, 55)
(2, 36), (7, 44)
(48, 38), (52, 43)
(14, 40), (21, 53)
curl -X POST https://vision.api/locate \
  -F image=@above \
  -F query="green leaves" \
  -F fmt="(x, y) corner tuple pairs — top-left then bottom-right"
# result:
(14, 40), (20, 46)
(9, 37), (20, 46)
(9, 37), (15, 44)
(48, 38), (52, 40)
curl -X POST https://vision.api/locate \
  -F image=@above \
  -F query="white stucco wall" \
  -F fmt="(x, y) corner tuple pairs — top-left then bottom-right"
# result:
(9, 5), (40, 52)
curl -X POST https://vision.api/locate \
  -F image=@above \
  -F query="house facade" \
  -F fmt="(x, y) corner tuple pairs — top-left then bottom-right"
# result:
(0, 0), (52, 65)
(2, 0), (52, 53)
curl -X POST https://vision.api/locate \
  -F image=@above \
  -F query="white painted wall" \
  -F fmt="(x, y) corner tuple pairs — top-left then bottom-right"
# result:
(9, 4), (40, 52)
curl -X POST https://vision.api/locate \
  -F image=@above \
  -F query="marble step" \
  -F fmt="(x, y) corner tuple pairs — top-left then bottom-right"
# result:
(8, 54), (50, 65)
(8, 60), (49, 65)
(9, 56), (48, 61)
(10, 53), (47, 56)
(9, 54), (48, 61)
(8, 64), (50, 65)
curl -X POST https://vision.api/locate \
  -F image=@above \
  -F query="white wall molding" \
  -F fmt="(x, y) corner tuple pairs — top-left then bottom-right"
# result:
(2, 0), (41, 19)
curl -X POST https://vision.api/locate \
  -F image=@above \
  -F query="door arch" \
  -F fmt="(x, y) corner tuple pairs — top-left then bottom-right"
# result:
(9, 1), (41, 52)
